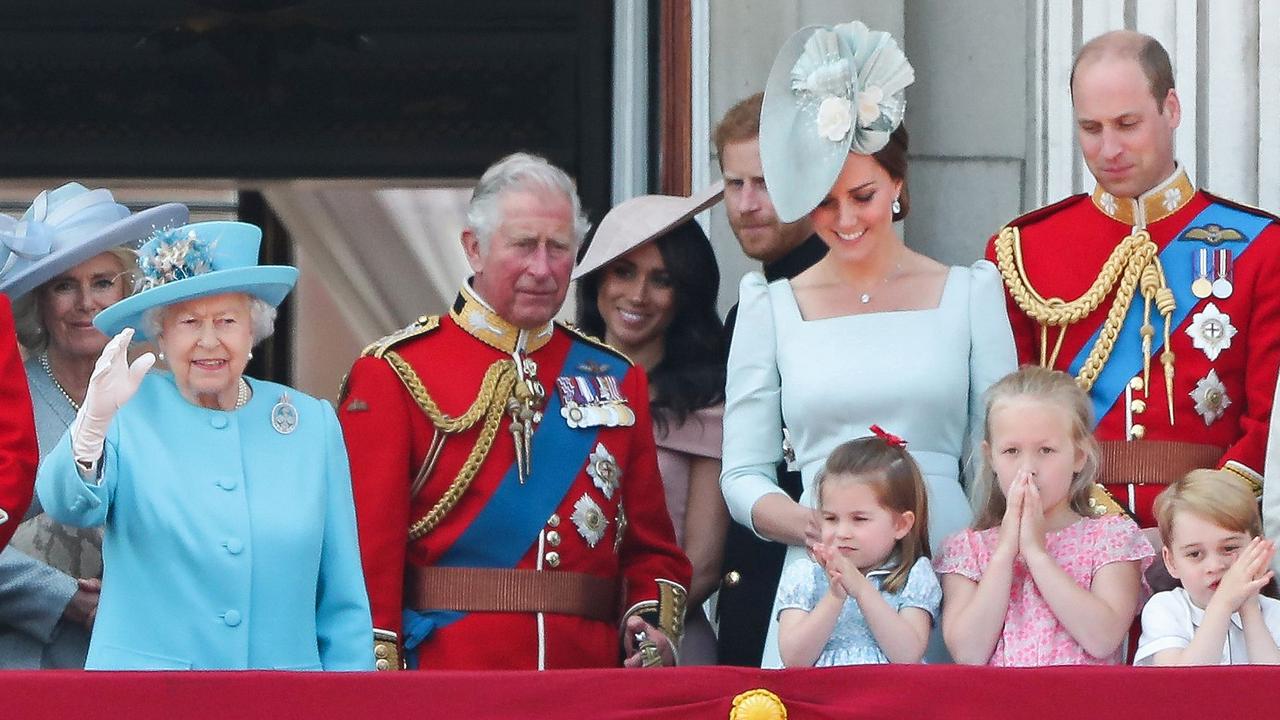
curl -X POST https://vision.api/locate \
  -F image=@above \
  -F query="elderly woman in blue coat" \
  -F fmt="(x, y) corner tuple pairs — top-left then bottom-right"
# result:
(36, 220), (373, 670)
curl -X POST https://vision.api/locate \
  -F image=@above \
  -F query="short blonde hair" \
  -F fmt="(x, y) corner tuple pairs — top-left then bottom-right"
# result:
(1154, 469), (1261, 549)
(13, 247), (137, 352)
(972, 366), (1100, 530)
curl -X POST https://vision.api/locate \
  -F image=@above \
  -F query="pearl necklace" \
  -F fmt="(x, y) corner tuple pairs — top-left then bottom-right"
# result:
(39, 353), (81, 411)
(234, 377), (250, 409)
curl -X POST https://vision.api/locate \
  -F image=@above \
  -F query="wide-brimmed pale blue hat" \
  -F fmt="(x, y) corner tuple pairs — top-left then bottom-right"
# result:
(760, 21), (914, 223)
(0, 182), (188, 299)
(94, 221), (298, 340)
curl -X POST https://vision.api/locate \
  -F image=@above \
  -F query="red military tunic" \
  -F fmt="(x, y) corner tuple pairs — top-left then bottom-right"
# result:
(340, 284), (691, 670)
(0, 293), (38, 549)
(987, 168), (1280, 526)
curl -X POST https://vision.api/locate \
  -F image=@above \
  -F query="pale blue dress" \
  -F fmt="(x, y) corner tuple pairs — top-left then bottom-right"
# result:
(720, 261), (1016, 668)
(36, 372), (373, 670)
(775, 556), (941, 666)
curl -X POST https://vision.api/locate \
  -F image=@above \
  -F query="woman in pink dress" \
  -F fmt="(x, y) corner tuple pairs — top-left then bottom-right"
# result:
(574, 185), (729, 664)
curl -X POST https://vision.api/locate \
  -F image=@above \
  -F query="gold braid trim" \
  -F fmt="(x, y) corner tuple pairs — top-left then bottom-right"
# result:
(994, 226), (1163, 392)
(381, 351), (518, 540)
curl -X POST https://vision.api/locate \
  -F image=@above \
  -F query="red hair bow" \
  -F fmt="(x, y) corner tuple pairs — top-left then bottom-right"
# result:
(869, 424), (907, 449)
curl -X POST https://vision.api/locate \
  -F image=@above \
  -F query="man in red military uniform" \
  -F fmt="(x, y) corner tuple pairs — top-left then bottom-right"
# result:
(0, 293), (38, 550)
(340, 152), (691, 670)
(987, 30), (1280, 528)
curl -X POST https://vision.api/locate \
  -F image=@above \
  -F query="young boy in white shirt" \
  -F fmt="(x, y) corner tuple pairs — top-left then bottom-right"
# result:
(1136, 470), (1280, 665)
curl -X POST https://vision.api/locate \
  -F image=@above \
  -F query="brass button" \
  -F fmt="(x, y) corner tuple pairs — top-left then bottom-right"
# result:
(375, 658), (391, 671)
(547, 514), (560, 528)
(1129, 376), (1145, 392)
(545, 551), (561, 568)
(1130, 399), (1146, 414)
(546, 530), (561, 547)
(723, 570), (741, 588)
(1130, 423), (1146, 440)
(374, 645), (388, 659)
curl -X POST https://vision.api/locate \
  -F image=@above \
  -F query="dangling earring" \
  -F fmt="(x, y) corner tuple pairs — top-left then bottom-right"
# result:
(892, 197), (902, 215)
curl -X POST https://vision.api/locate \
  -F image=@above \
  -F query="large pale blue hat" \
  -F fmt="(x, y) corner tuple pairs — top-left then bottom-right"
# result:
(0, 182), (188, 299)
(760, 21), (915, 223)
(94, 221), (298, 340)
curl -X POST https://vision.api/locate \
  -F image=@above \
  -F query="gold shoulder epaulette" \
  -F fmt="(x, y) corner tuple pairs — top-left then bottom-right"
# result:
(556, 321), (634, 366)
(361, 315), (440, 359)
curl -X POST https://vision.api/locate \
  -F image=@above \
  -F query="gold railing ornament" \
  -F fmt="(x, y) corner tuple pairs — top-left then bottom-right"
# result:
(730, 689), (787, 720)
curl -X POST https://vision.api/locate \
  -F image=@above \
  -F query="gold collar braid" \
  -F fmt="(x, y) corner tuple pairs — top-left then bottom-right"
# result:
(995, 226), (1176, 422)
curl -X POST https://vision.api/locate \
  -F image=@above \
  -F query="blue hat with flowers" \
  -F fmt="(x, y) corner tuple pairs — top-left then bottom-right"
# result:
(0, 182), (188, 300)
(760, 21), (914, 223)
(94, 221), (298, 340)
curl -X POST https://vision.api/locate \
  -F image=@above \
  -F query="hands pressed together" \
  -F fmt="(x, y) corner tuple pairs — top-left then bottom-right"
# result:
(997, 469), (1051, 561)
(1212, 536), (1276, 616)
(811, 542), (868, 603)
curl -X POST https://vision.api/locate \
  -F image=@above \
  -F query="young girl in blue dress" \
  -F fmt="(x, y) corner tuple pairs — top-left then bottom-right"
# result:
(775, 428), (940, 667)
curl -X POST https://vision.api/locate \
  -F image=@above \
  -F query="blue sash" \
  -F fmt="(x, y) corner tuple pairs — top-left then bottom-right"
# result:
(404, 337), (627, 655)
(1067, 203), (1271, 425)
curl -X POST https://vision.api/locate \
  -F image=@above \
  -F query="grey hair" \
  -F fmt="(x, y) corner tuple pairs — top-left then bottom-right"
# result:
(465, 152), (591, 251)
(14, 247), (139, 352)
(144, 294), (278, 346)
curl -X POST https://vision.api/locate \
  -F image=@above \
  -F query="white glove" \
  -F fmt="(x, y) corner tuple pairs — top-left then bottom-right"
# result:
(71, 328), (155, 470)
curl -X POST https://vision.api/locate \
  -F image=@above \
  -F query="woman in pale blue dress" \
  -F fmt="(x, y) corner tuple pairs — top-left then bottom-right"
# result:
(719, 21), (1016, 668)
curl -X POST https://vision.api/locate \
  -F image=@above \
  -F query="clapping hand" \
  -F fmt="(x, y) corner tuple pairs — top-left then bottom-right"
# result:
(71, 328), (155, 468)
(1214, 537), (1277, 614)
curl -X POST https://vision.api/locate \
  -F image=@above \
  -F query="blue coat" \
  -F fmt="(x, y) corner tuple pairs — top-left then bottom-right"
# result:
(36, 372), (373, 670)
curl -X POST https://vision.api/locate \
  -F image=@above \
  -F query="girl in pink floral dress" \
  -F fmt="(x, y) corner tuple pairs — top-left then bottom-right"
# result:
(936, 367), (1153, 666)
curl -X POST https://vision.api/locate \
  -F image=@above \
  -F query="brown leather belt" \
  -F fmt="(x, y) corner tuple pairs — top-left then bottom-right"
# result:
(1097, 440), (1223, 486)
(407, 566), (618, 622)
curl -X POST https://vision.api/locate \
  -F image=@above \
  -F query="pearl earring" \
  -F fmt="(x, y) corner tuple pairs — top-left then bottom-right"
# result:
(892, 197), (902, 215)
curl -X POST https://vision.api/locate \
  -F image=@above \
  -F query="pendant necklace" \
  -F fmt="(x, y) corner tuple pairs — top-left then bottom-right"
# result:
(857, 261), (904, 304)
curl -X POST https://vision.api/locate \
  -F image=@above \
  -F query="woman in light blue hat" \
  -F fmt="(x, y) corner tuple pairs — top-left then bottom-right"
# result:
(36, 220), (373, 670)
(719, 21), (1017, 667)
(0, 182), (185, 669)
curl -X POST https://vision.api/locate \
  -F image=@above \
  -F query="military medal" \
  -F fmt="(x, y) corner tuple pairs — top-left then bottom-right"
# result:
(1184, 302), (1237, 361)
(1190, 369), (1231, 426)
(557, 377), (588, 427)
(587, 442), (621, 499)
(595, 375), (635, 426)
(1211, 248), (1234, 299)
(271, 393), (298, 434)
(1190, 248), (1213, 299)
(556, 373), (635, 428)
(571, 493), (608, 548)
